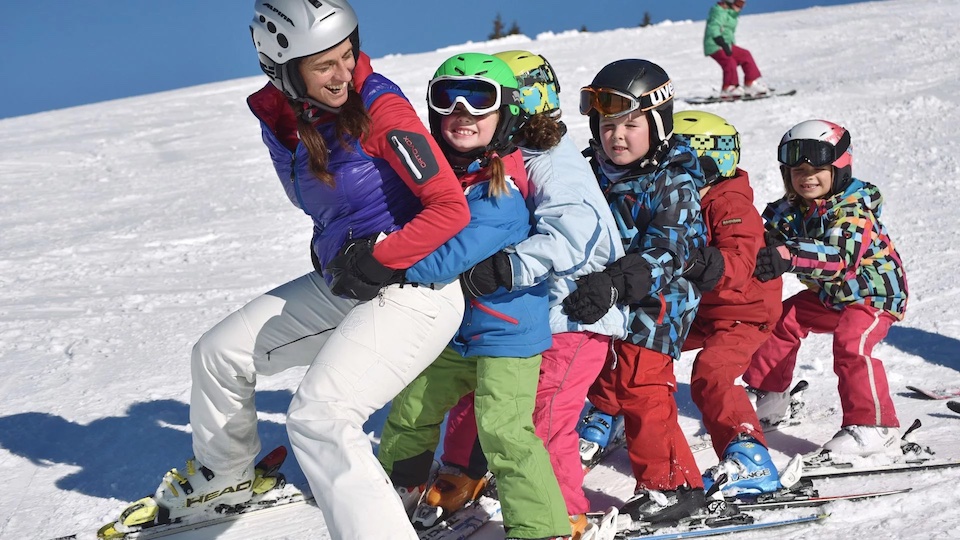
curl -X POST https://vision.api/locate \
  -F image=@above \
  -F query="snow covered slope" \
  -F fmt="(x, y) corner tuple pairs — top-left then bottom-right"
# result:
(2, 1), (959, 538)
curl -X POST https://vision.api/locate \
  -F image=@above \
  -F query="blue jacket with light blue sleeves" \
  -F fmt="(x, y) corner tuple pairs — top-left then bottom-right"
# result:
(406, 151), (552, 358)
(509, 134), (628, 339)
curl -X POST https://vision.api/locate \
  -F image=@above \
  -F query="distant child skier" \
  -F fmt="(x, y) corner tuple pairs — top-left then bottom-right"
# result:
(425, 50), (628, 540)
(564, 59), (711, 524)
(704, 0), (768, 99)
(376, 53), (572, 540)
(745, 119), (908, 457)
(672, 110), (784, 496)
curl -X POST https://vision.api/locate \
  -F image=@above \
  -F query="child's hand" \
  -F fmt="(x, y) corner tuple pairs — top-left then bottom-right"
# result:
(460, 251), (513, 298)
(754, 245), (791, 282)
(714, 36), (733, 56)
(686, 246), (725, 292)
(563, 272), (619, 324)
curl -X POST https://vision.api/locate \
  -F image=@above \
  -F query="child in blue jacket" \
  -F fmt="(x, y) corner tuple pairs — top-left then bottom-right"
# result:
(376, 53), (570, 540)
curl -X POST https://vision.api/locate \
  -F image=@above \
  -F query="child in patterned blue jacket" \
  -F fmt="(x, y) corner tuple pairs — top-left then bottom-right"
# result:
(564, 58), (711, 526)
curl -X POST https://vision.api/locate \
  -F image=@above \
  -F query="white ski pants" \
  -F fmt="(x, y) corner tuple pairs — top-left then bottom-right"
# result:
(189, 272), (464, 539)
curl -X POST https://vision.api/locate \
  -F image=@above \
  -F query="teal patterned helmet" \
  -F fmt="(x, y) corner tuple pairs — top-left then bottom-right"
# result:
(673, 110), (740, 179)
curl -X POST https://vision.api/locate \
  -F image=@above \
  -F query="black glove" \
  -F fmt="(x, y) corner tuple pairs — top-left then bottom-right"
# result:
(685, 246), (726, 292)
(327, 237), (403, 301)
(563, 254), (652, 324)
(460, 251), (513, 298)
(763, 229), (786, 248)
(562, 271), (619, 325)
(754, 245), (791, 282)
(714, 36), (733, 56)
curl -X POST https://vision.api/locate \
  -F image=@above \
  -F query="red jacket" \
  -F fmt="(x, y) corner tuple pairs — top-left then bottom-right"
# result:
(696, 169), (782, 325)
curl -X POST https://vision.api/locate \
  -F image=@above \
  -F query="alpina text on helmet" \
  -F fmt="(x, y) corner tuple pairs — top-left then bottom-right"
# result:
(263, 3), (295, 26)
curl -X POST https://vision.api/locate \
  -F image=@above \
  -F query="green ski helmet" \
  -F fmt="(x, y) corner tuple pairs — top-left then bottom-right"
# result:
(427, 53), (524, 160)
(673, 110), (741, 181)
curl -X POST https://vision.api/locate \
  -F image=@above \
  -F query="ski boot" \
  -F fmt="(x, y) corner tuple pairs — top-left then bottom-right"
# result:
(746, 386), (791, 428)
(703, 436), (782, 497)
(821, 425), (900, 457)
(577, 407), (624, 468)
(411, 465), (488, 529)
(619, 486), (706, 525)
(98, 446), (286, 539)
(396, 483), (426, 518)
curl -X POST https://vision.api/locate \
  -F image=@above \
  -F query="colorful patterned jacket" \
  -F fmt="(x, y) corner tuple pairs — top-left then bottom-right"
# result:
(763, 178), (908, 319)
(591, 138), (708, 359)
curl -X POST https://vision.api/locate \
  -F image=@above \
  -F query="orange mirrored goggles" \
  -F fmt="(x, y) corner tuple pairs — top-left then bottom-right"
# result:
(579, 81), (675, 118)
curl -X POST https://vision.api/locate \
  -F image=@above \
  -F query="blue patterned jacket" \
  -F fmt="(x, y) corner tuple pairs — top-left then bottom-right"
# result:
(591, 138), (707, 359)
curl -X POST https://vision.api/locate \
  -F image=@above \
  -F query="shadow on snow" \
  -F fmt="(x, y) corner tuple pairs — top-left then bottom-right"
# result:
(0, 390), (394, 501)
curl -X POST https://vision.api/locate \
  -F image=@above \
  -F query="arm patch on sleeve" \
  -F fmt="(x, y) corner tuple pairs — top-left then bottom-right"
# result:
(387, 130), (441, 185)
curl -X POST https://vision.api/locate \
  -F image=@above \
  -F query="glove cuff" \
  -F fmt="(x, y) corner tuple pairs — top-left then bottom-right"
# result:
(356, 249), (397, 283)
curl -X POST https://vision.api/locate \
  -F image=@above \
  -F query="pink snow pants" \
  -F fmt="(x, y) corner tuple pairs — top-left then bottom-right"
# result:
(442, 331), (611, 515)
(710, 45), (762, 88)
(742, 290), (900, 427)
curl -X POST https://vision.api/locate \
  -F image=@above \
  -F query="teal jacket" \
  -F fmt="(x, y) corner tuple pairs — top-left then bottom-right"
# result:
(703, 3), (739, 56)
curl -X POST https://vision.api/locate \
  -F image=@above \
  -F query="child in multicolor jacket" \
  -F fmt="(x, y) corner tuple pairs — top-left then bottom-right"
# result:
(672, 111), (784, 497)
(563, 59), (709, 525)
(746, 119), (908, 457)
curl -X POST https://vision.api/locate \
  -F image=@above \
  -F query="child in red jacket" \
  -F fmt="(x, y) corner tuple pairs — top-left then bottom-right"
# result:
(673, 111), (784, 496)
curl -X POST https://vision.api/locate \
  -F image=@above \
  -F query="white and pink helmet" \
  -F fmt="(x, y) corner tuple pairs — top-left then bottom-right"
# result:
(777, 119), (853, 195)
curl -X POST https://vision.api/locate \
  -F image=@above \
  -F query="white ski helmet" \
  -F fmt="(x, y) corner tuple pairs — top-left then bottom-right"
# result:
(777, 119), (853, 196)
(251, 0), (360, 101)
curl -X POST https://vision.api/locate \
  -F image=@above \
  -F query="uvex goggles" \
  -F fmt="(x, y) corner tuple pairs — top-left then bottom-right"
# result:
(428, 76), (502, 116)
(778, 131), (851, 167)
(579, 80), (674, 118)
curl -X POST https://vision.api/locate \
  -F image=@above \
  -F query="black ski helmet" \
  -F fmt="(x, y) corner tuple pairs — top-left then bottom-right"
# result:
(583, 59), (676, 164)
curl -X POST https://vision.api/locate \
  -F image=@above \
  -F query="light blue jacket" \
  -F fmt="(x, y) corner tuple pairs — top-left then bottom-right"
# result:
(510, 135), (628, 339)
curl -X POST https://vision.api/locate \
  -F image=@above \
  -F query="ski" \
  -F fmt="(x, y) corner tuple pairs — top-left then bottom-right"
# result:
(905, 385), (960, 400)
(733, 486), (911, 511)
(417, 495), (501, 540)
(615, 512), (824, 540)
(949, 401), (960, 414)
(801, 456), (960, 480)
(682, 89), (796, 105)
(94, 446), (296, 540)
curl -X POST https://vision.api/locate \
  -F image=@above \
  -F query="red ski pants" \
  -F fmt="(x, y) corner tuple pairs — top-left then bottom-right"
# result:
(441, 332), (611, 514)
(684, 318), (772, 457)
(587, 342), (703, 491)
(710, 45), (762, 88)
(742, 290), (900, 427)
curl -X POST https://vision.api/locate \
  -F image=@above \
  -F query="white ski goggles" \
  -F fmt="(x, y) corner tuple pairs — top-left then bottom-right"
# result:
(428, 76), (503, 116)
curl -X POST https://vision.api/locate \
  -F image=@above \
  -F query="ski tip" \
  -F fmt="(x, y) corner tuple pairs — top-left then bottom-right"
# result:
(948, 401), (960, 414)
